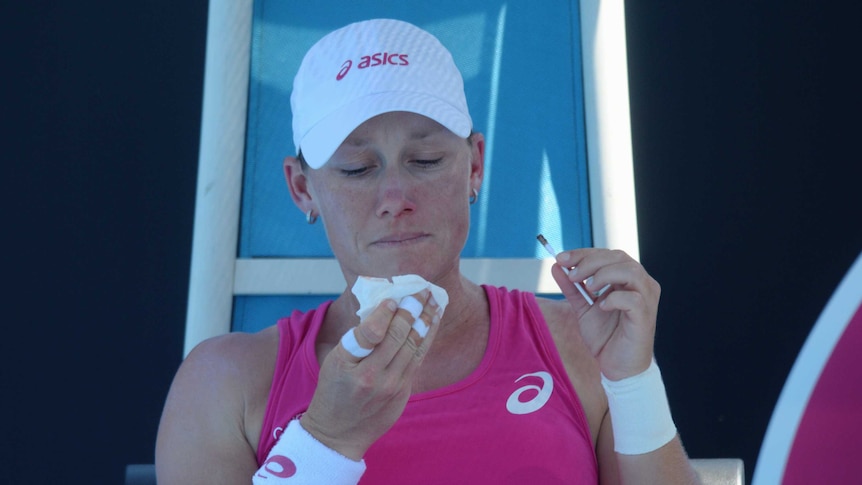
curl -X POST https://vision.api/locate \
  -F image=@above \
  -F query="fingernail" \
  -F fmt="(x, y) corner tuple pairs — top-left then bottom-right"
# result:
(557, 252), (572, 263)
(385, 299), (398, 311)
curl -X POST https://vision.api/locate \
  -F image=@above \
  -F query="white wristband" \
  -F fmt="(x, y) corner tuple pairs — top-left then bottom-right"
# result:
(601, 359), (677, 455)
(253, 419), (366, 484)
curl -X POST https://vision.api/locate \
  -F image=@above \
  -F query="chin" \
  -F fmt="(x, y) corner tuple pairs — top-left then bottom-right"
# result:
(367, 260), (433, 281)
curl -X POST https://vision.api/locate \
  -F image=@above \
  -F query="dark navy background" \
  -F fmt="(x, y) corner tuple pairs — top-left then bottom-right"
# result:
(5, 2), (859, 483)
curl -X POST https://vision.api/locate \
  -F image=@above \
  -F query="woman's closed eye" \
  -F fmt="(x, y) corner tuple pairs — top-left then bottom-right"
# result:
(341, 166), (370, 177)
(412, 158), (443, 168)
(337, 157), (442, 177)
(338, 162), (377, 177)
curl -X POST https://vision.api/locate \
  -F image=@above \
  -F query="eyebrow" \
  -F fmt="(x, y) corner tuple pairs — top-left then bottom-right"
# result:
(344, 126), (446, 147)
(407, 126), (446, 140)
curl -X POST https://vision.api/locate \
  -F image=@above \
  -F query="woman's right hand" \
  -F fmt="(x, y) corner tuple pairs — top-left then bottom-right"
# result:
(299, 289), (441, 460)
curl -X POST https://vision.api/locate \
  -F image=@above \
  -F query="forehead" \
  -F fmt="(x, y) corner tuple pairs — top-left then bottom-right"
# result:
(342, 111), (453, 146)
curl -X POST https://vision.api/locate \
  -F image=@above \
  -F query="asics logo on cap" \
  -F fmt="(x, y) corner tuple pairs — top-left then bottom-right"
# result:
(336, 60), (352, 80)
(335, 52), (410, 81)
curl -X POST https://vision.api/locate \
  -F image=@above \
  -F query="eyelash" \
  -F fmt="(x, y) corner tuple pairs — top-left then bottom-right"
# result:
(340, 158), (442, 177)
(341, 167), (369, 177)
(414, 158), (443, 167)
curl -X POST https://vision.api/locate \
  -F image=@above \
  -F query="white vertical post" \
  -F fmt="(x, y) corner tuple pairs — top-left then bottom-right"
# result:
(184, 0), (252, 356)
(579, 0), (640, 260)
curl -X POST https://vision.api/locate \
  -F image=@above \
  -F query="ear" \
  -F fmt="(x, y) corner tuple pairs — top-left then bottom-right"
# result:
(283, 156), (316, 214)
(468, 132), (486, 193)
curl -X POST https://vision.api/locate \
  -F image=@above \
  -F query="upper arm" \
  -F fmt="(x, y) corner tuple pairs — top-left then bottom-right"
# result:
(536, 297), (620, 482)
(535, 298), (606, 437)
(155, 334), (270, 484)
(536, 297), (701, 484)
(596, 408), (621, 485)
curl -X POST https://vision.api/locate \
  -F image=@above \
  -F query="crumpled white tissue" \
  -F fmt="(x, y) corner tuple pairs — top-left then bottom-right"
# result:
(351, 274), (449, 321)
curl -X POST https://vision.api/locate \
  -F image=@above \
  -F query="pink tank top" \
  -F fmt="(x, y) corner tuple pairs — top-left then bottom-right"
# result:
(257, 286), (598, 484)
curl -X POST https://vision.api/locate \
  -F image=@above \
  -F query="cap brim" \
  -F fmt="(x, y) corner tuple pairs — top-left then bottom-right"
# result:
(298, 91), (472, 169)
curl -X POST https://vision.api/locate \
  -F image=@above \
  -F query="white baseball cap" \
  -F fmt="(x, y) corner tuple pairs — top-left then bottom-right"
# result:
(291, 19), (473, 169)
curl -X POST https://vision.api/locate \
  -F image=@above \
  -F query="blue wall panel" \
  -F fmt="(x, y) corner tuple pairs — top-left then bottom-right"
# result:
(240, 0), (591, 260)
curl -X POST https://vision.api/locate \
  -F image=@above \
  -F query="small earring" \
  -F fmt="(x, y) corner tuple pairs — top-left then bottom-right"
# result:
(306, 210), (318, 224)
(469, 188), (479, 205)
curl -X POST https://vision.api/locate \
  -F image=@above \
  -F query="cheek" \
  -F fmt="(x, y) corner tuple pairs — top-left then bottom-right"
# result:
(422, 180), (472, 229)
(316, 180), (370, 213)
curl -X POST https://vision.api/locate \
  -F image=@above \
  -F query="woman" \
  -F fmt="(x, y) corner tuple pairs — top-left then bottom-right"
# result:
(156, 18), (700, 484)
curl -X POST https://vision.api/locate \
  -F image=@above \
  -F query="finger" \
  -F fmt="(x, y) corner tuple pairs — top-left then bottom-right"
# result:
(406, 292), (439, 339)
(337, 299), (397, 362)
(394, 290), (431, 339)
(555, 247), (598, 275)
(397, 295), (427, 337)
(412, 318), (429, 338)
(551, 263), (594, 308)
(598, 287), (646, 314)
(365, 290), (430, 366)
(339, 327), (373, 360)
(399, 294), (436, 338)
(557, 248), (630, 283)
(389, 294), (440, 372)
(558, 249), (644, 300)
(588, 261), (659, 306)
(598, 290), (657, 344)
(554, 249), (603, 301)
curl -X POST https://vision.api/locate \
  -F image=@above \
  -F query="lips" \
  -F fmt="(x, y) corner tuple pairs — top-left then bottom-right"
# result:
(372, 232), (429, 246)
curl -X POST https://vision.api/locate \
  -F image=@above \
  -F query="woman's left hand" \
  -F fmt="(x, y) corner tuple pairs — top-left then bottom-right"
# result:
(551, 248), (660, 380)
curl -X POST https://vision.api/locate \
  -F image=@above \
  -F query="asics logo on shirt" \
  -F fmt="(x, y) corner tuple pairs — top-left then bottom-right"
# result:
(506, 371), (553, 415)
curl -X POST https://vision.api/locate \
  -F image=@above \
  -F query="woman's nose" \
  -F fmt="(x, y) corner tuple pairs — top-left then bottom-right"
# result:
(375, 166), (417, 218)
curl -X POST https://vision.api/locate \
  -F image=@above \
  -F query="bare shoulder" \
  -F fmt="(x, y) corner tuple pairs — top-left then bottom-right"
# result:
(533, 296), (597, 373)
(155, 326), (279, 484)
(177, 326), (279, 428)
(185, 326), (280, 381)
(174, 327), (280, 409)
(534, 296), (607, 444)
